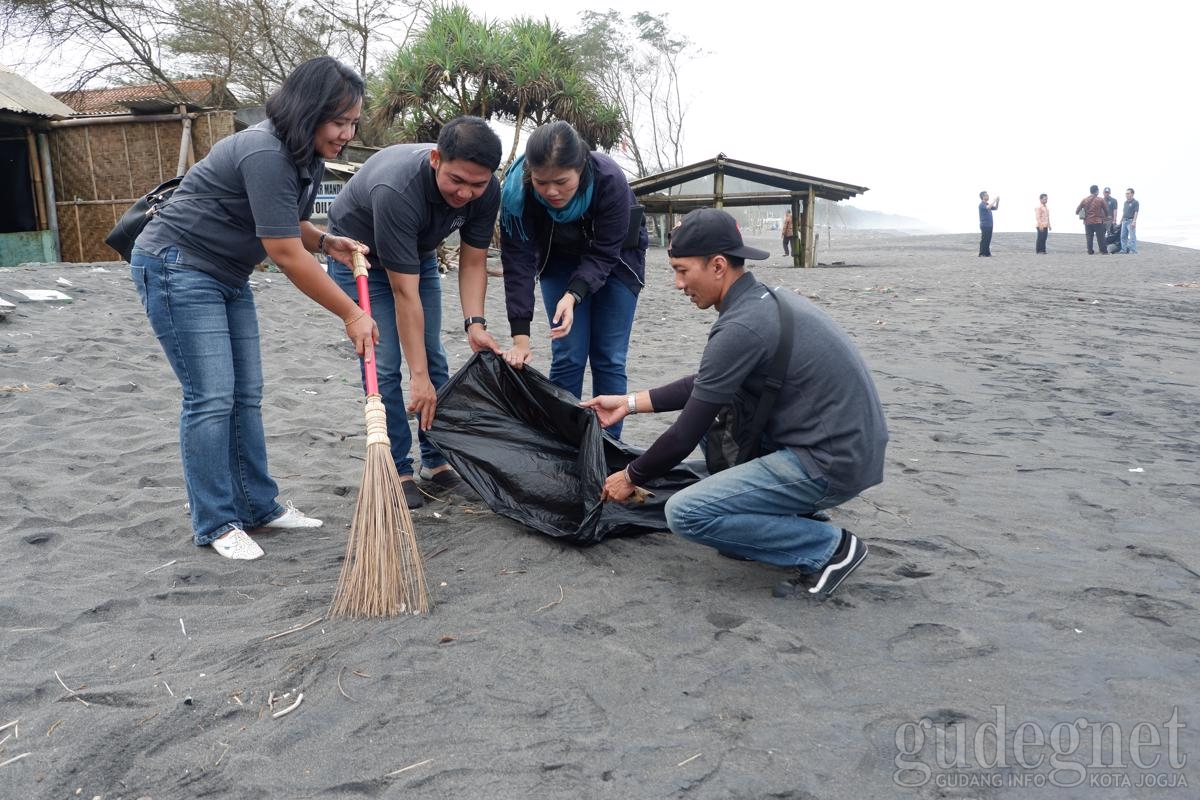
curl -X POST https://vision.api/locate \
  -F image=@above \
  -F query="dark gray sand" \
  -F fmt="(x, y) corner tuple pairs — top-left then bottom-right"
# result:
(1, 230), (1198, 799)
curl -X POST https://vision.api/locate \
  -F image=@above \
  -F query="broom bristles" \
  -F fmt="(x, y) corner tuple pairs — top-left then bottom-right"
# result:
(329, 398), (430, 618)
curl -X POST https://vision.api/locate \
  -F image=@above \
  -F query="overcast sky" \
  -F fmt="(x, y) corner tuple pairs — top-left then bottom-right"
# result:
(474, 0), (1196, 244)
(8, 0), (1195, 245)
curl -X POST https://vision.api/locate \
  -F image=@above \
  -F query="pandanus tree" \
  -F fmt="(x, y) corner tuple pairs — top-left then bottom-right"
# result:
(368, 3), (624, 167)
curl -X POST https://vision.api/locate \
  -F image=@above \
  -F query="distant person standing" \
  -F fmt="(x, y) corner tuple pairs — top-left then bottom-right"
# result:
(781, 210), (794, 256)
(1119, 188), (1140, 254)
(978, 191), (999, 256)
(1102, 187), (1119, 236)
(1034, 194), (1050, 254)
(1075, 185), (1110, 255)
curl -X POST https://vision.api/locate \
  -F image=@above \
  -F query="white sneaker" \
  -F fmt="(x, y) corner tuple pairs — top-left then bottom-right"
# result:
(211, 528), (265, 560)
(264, 502), (323, 530)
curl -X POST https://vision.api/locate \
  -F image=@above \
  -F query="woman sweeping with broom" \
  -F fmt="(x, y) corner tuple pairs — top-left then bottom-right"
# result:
(129, 57), (376, 560)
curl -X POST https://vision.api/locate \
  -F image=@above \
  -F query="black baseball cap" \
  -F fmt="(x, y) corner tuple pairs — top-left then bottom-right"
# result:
(668, 208), (770, 261)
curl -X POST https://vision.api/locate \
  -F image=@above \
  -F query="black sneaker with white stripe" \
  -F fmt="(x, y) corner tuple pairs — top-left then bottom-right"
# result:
(772, 529), (868, 597)
(808, 530), (867, 595)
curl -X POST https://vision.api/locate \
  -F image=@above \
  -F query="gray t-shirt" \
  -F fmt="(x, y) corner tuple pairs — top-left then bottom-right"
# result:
(137, 120), (322, 286)
(694, 273), (889, 495)
(327, 144), (500, 274)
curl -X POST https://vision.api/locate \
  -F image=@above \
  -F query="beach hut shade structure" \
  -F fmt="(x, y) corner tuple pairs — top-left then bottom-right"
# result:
(630, 154), (868, 267)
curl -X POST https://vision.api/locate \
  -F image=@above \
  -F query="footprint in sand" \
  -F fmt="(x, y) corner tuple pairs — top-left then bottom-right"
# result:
(887, 622), (997, 662)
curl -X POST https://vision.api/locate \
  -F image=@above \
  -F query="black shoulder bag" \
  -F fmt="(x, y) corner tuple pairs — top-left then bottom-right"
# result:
(105, 177), (233, 263)
(705, 285), (796, 474)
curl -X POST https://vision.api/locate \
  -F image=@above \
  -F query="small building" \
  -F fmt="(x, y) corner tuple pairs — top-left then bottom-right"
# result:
(0, 65), (76, 267)
(630, 154), (868, 267)
(43, 78), (240, 262)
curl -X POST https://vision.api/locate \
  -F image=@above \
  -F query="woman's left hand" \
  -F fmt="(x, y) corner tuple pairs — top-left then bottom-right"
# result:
(550, 293), (576, 340)
(324, 235), (369, 265)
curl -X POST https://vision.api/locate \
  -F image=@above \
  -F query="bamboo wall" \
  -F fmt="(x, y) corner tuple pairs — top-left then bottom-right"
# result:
(49, 111), (235, 263)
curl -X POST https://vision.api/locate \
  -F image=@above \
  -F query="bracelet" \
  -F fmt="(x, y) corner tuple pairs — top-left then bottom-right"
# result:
(343, 309), (366, 327)
(318, 232), (328, 253)
(626, 393), (637, 414)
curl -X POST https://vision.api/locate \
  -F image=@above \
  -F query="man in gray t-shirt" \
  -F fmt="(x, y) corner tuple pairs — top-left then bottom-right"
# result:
(326, 117), (503, 506)
(583, 209), (888, 598)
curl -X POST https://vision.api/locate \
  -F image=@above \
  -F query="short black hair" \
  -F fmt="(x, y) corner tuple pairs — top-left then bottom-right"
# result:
(265, 56), (363, 166)
(979, 190), (988, 199)
(1040, 193), (1047, 200)
(437, 116), (502, 171)
(1090, 184), (1100, 194)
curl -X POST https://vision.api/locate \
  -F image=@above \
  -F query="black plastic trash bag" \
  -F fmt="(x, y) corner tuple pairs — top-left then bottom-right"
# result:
(425, 351), (705, 545)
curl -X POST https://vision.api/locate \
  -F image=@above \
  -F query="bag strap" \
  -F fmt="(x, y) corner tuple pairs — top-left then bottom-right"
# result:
(735, 285), (795, 463)
(146, 176), (239, 215)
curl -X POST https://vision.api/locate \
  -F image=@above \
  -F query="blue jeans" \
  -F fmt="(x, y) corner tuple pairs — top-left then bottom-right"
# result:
(130, 247), (284, 545)
(1120, 220), (1137, 253)
(328, 254), (448, 476)
(538, 271), (638, 437)
(664, 448), (850, 570)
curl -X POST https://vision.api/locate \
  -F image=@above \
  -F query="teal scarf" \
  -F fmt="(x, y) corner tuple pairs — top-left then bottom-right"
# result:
(500, 154), (594, 241)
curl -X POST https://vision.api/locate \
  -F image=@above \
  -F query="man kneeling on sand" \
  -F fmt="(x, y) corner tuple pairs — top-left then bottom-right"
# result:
(583, 209), (888, 597)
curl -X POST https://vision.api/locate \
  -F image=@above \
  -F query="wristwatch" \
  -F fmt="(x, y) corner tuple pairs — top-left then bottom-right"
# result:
(464, 315), (487, 333)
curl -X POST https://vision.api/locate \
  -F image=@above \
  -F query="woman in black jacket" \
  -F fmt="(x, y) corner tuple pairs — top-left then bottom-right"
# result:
(499, 121), (647, 437)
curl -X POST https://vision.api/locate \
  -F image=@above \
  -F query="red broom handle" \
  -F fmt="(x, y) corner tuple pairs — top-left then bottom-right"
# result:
(351, 251), (379, 396)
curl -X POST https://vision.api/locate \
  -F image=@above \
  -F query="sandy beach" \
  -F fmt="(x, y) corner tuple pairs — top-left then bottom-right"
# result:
(2, 229), (1198, 799)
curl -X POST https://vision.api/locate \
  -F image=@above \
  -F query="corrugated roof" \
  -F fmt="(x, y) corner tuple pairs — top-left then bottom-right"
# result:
(52, 78), (236, 114)
(0, 65), (77, 118)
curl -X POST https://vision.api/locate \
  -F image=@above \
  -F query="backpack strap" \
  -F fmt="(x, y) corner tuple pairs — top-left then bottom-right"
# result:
(735, 285), (795, 463)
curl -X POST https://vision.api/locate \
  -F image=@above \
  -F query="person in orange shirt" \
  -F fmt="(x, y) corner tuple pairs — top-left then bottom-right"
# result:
(781, 210), (794, 256)
(1034, 194), (1050, 254)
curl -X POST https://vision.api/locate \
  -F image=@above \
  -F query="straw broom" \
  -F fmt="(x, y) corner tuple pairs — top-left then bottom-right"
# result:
(329, 252), (430, 617)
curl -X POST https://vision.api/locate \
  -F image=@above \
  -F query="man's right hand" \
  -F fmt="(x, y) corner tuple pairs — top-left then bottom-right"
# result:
(407, 375), (437, 431)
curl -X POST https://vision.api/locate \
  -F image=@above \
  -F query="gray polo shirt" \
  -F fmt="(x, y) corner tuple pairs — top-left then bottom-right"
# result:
(695, 273), (888, 495)
(137, 120), (322, 287)
(327, 144), (500, 274)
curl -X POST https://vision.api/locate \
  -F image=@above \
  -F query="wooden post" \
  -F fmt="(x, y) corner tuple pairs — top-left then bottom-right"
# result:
(25, 129), (47, 230)
(38, 133), (61, 261)
(73, 203), (84, 261)
(801, 187), (816, 267)
(153, 124), (163, 183)
(83, 127), (100, 201)
(176, 105), (193, 176)
(121, 127), (134, 197)
(792, 197), (802, 267)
